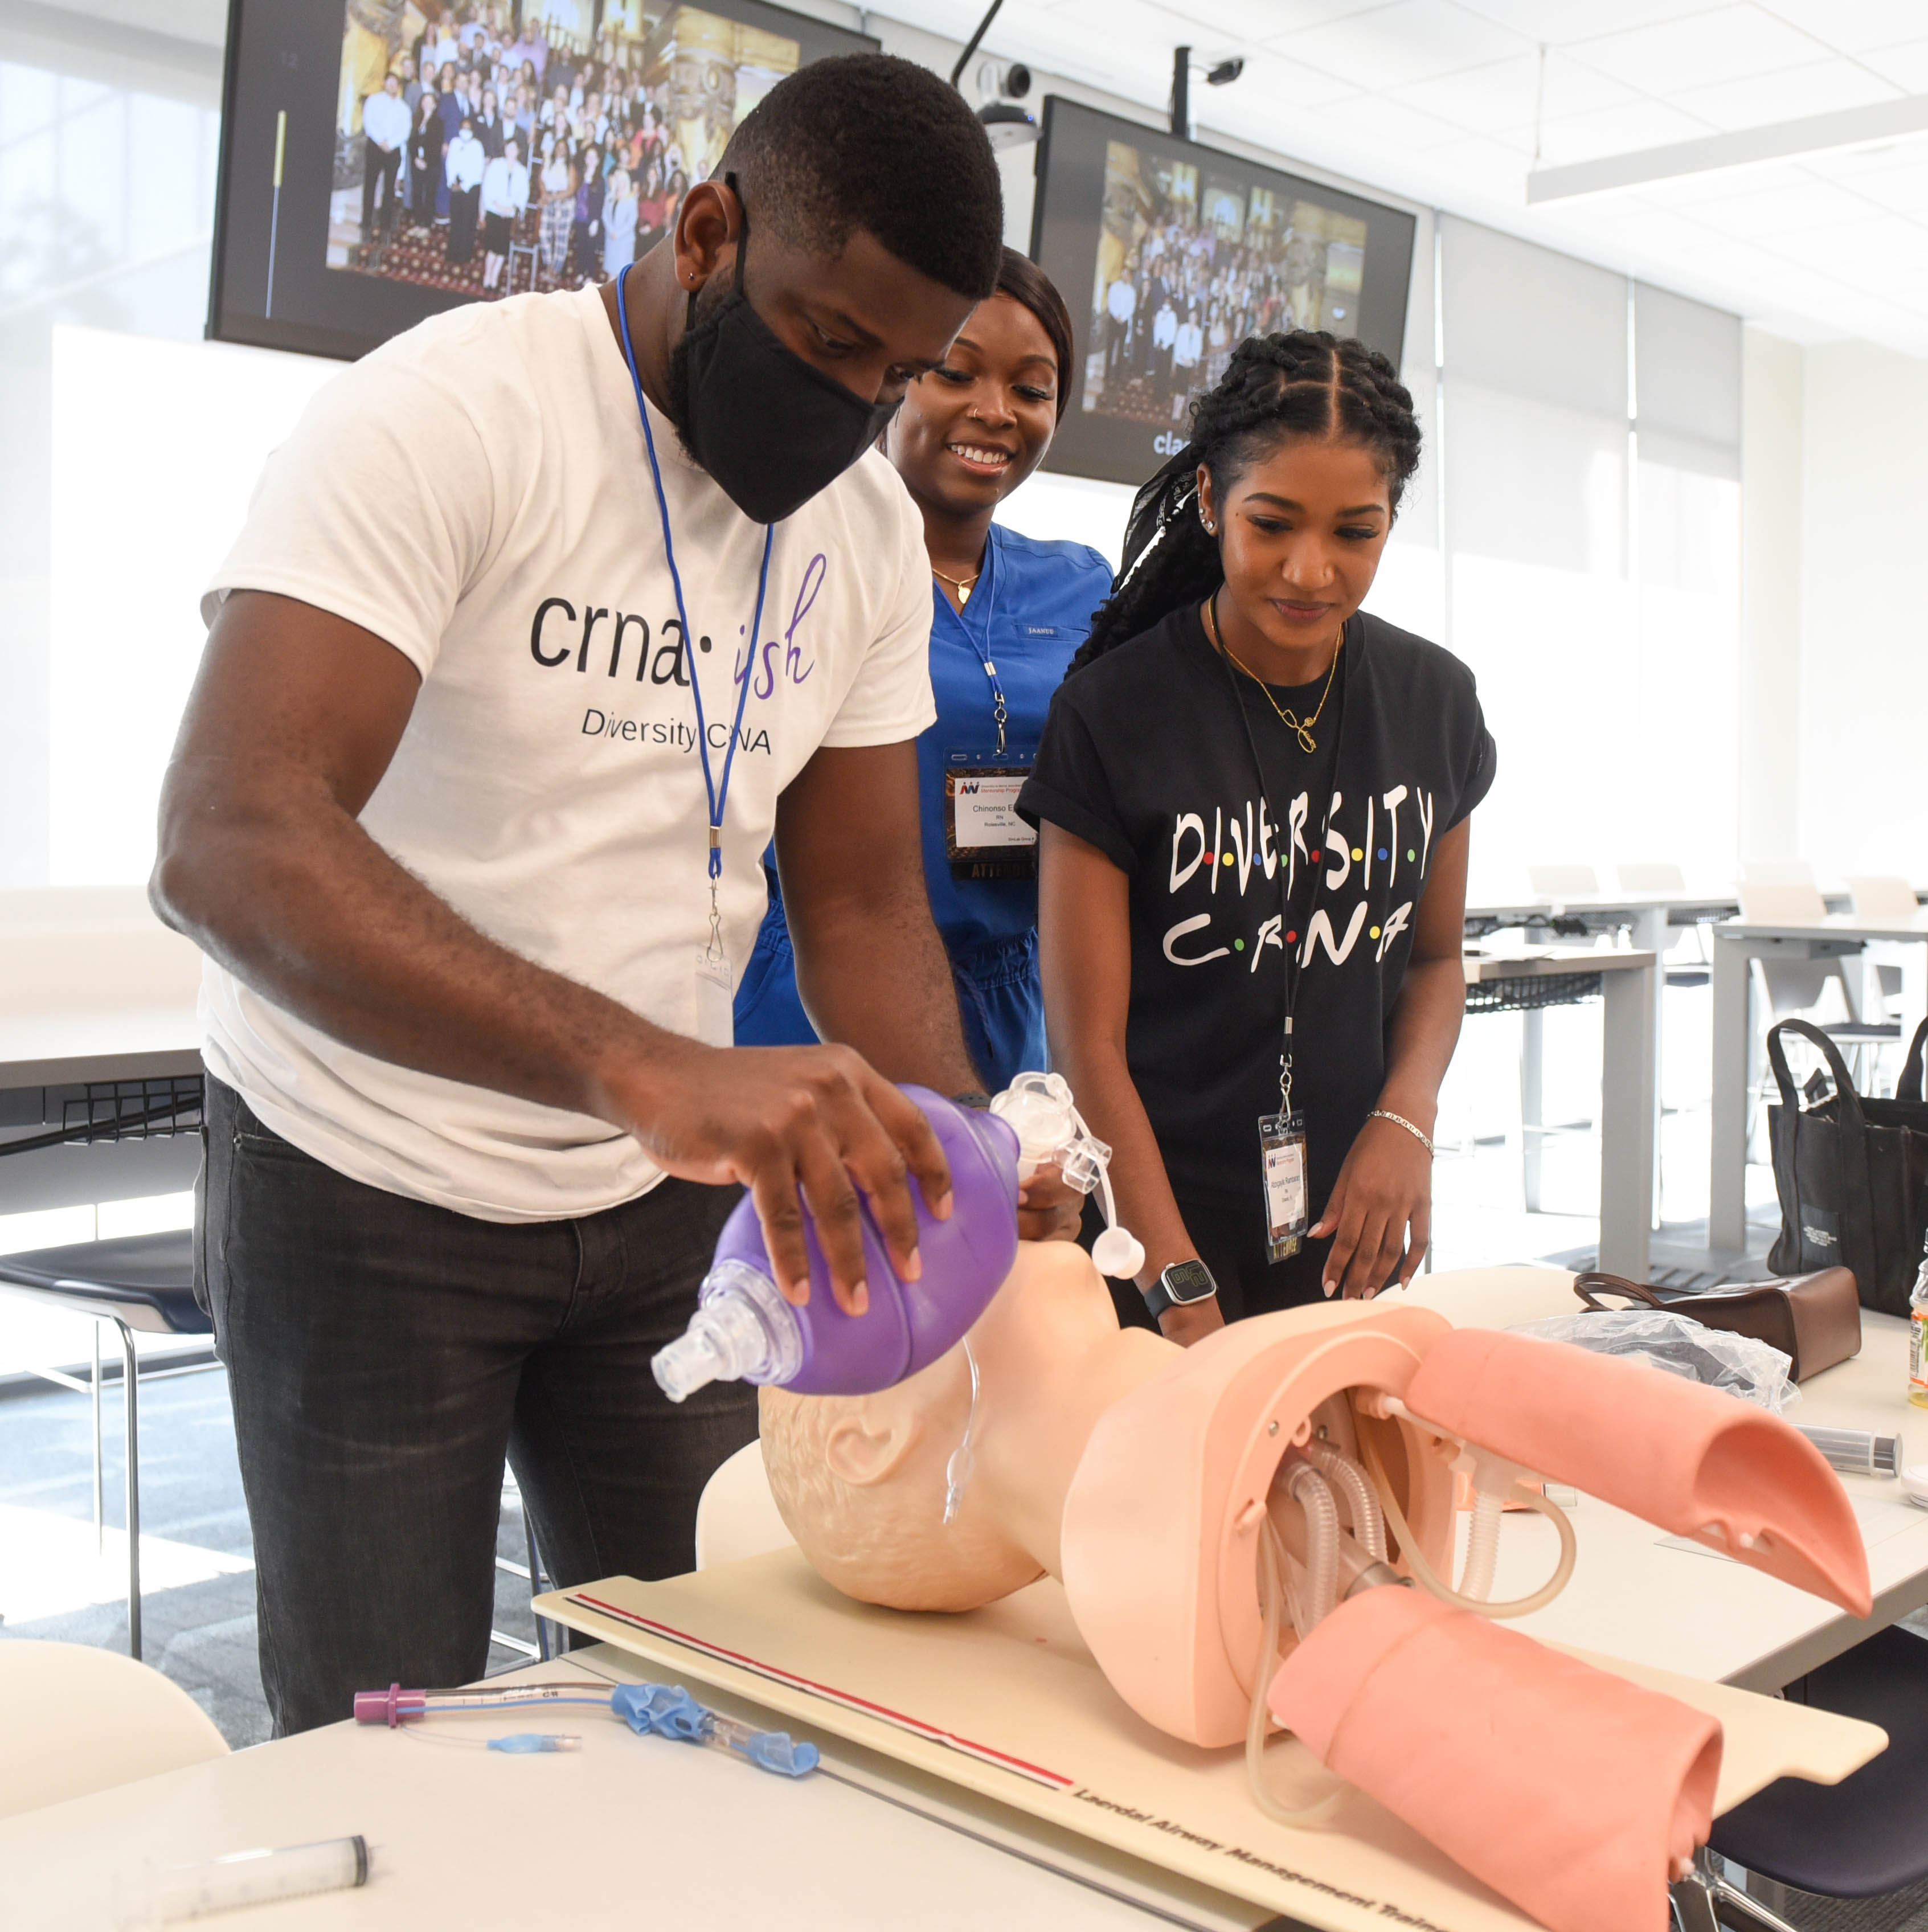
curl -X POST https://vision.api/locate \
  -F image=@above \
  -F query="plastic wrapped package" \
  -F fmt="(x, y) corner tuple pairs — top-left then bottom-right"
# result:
(1509, 1310), (1800, 1414)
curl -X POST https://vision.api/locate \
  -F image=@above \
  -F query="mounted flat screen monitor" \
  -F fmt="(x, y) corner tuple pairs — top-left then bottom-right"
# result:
(208, 0), (876, 361)
(1029, 96), (1417, 488)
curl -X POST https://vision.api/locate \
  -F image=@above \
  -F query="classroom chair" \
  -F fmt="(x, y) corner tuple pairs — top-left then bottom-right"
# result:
(0, 1639), (227, 1821)
(1673, 1624), (1928, 1929)
(1615, 863), (1712, 988)
(694, 1440), (796, 1571)
(0, 1231), (207, 1662)
(1741, 858), (1817, 888)
(1526, 863), (1599, 899)
(1846, 875), (1920, 921)
(1737, 879), (1900, 1097)
(1847, 876), (1918, 1023)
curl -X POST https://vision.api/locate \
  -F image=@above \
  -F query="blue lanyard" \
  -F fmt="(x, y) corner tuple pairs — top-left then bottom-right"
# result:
(613, 268), (773, 886)
(943, 535), (1006, 752)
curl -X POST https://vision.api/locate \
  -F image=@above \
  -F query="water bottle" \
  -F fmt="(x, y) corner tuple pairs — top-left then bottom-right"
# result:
(651, 1073), (1142, 1401)
(1909, 1251), (1928, 1410)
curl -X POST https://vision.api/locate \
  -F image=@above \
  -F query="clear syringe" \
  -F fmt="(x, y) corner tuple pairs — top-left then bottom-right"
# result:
(115, 1836), (371, 1927)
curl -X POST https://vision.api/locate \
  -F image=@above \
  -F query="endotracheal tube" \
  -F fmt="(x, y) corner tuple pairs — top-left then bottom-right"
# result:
(1244, 1400), (1578, 1831)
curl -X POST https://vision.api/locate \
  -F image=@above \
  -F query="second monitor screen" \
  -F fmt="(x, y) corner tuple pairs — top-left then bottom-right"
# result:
(1031, 98), (1415, 488)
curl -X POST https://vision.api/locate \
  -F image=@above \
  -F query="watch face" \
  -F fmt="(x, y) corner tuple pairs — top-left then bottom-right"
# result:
(1162, 1259), (1217, 1304)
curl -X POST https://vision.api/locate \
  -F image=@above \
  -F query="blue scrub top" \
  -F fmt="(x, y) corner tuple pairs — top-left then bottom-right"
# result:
(919, 523), (1114, 949)
(735, 522), (1112, 1083)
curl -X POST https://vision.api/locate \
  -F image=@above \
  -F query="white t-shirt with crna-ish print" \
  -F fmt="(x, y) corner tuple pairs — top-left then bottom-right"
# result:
(200, 284), (935, 1222)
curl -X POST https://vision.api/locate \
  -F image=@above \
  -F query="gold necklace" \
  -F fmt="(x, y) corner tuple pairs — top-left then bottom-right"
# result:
(931, 564), (983, 605)
(1204, 595), (1341, 753)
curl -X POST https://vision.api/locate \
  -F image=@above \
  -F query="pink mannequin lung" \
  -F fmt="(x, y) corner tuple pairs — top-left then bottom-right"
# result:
(1270, 1586), (1724, 1932)
(759, 1246), (1870, 1932)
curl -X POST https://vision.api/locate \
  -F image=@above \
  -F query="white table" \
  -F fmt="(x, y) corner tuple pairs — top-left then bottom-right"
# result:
(1394, 1267), (1928, 1690)
(0, 913), (203, 1218)
(0, 1647), (1273, 1932)
(5, 1271), (1911, 1932)
(1467, 893), (1745, 1225)
(0, 1010), (201, 1093)
(1, 914), (202, 1091)
(1464, 948), (1656, 1280)
(1708, 912), (1928, 1252)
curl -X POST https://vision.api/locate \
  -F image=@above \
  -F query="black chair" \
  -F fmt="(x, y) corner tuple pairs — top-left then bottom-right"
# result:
(1671, 1624), (1928, 1929)
(0, 1230), (206, 1661)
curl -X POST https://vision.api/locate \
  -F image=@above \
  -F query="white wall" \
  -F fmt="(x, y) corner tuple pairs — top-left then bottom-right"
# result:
(48, 326), (341, 883)
(1797, 340), (1928, 881)
(1739, 327), (1803, 867)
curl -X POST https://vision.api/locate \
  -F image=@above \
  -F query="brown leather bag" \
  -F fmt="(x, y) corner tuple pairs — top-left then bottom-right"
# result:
(1572, 1269), (1861, 1382)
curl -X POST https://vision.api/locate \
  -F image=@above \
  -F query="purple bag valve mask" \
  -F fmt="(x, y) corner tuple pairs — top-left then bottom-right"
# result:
(652, 1074), (1143, 1401)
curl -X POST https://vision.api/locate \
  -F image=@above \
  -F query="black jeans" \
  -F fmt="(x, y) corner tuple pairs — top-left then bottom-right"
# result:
(361, 138), (400, 239)
(198, 1078), (755, 1735)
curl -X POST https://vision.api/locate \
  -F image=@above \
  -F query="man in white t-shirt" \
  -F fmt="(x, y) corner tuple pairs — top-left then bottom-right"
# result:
(153, 55), (1054, 1735)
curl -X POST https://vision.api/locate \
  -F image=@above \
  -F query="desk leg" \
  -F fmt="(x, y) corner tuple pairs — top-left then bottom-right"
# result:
(1598, 960), (1655, 1279)
(1631, 907), (1668, 1224)
(1520, 1007), (1545, 1214)
(1905, 939), (1928, 1063)
(117, 1320), (141, 1662)
(1710, 934), (1753, 1253)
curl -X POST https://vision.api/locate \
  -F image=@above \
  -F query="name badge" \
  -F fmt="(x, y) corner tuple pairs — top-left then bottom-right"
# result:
(1259, 1111), (1309, 1260)
(694, 949), (734, 1049)
(944, 748), (1036, 881)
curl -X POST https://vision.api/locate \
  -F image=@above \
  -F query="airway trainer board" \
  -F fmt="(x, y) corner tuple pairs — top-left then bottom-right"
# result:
(540, 1549), (1881, 1932)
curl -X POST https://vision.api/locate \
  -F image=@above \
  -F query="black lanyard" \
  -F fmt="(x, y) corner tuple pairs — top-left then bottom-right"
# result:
(1212, 603), (1352, 1118)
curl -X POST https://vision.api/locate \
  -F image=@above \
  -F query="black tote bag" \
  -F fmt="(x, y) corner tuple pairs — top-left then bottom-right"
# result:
(1767, 1017), (1928, 1315)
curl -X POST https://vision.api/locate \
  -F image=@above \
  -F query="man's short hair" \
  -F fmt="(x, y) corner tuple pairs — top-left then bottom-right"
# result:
(720, 53), (1001, 302)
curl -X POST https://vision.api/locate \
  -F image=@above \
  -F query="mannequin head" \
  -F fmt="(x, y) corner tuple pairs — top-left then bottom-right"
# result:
(761, 1240), (1170, 1611)
(760, 1344), (1041, 1612)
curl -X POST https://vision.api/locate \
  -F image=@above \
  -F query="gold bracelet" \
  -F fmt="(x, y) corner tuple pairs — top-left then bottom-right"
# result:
(1368, 1108), (1434, 1157)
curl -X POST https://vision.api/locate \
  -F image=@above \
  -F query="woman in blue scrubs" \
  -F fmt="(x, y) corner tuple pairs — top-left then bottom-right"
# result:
(735, 249), (1112, 1088)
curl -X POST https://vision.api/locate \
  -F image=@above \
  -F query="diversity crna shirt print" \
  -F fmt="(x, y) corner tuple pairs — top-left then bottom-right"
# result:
(1022, 604), (1494, 1217)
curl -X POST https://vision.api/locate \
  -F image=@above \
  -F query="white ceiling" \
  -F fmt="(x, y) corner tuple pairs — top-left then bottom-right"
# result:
(883, 0), (1928, 355)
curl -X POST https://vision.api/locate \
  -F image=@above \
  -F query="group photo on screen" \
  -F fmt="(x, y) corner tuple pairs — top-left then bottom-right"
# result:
(330, 0), (804, 303)
(1085, 136), (1368, 429)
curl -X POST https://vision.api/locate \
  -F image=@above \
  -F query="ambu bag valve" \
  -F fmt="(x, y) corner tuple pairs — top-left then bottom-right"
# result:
(653, 1074), (1141, 1401)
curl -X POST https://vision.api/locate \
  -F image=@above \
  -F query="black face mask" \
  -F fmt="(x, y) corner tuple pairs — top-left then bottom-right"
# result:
(667, 179), (900, 526)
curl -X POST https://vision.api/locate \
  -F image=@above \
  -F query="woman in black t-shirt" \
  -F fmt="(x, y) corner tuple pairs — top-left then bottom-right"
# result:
(1020, 333), (1495, 1341)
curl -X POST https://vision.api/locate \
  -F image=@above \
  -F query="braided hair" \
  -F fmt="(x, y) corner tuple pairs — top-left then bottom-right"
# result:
(1071, 332), (1421, 672)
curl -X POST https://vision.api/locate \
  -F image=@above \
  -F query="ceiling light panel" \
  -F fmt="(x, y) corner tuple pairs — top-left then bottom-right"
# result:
(1531, 97), (1717, 167)
(1644, 177), (1876, 238)
(1669, 60), (1904, 133)
(1145, 0), (1391, 36)
(1567, 3), (1833, 92)
(1753, 0), (1928, 54)
(1265, 0), (1530, 89)
(1389, 47), (1640, 133)
(1802, 146), (1928, 213)
(1204, 47), (1361, 114)
(1313, 87), (1478, 145)
(1448, 0), (1722, 44)
(1858, 40), (1928, 92)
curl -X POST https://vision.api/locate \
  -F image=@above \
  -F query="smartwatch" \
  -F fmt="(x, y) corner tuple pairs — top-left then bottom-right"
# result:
(1141, 1258), (1218, 1322)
